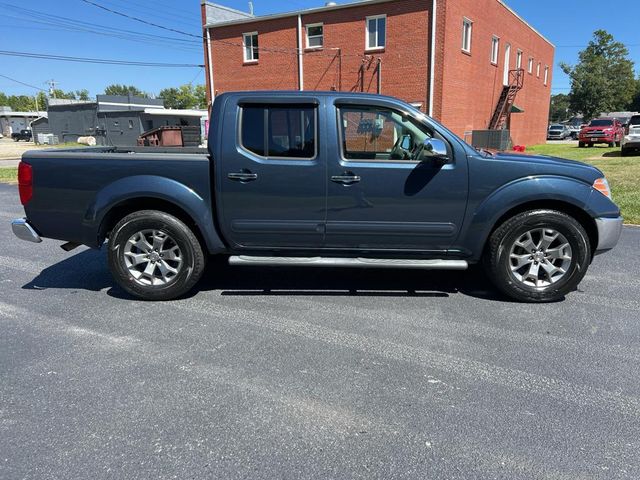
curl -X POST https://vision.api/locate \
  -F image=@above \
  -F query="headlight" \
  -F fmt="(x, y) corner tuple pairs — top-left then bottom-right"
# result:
(593, 177), (612, 200)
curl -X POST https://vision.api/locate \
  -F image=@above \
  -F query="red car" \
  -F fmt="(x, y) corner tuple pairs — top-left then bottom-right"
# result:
(578, 118), (624, 148)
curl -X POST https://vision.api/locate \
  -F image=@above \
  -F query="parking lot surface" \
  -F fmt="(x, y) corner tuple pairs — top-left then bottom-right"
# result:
(1, 183), (639, 479)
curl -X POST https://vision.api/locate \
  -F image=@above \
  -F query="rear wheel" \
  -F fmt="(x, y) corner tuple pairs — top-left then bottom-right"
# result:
(484, 210), (591, 303)
(107, 210), (206, 301)
(578, 141), (585, 148)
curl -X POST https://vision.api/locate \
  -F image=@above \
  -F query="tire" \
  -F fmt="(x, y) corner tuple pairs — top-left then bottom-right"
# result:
(615, 141), (621, 147)
(484, 210), (591, 303)
(578, 141), (585, 148)
(608, 142), (615, 148)
(587, 143), (593, 148)
(107, 210), (206, 301)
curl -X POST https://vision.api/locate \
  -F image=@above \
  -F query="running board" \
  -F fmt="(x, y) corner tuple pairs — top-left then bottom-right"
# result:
(228, 256), (468, 270)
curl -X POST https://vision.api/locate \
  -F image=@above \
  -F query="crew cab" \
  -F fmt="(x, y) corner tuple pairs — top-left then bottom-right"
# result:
(578, 118), (624, 147)
(11, 92), (623, 302)
(621, 114), (640, 156)
(11, 129), (32, 142)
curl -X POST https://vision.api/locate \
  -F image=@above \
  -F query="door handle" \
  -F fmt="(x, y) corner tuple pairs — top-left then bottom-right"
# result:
(331, 173), (361, 185)
(228, 170), (258, 182)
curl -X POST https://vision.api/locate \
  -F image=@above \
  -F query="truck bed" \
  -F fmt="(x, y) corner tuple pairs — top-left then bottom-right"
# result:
(21, 146), (214, 249)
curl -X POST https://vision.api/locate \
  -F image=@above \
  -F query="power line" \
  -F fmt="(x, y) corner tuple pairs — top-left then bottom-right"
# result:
(0, 50), (204, 67)
(0, 73), (47, 92)
(79, 0), (201, 39)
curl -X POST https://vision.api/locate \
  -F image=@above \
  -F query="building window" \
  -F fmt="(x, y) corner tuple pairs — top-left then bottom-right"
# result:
(240, 105), (317, 159)
(537, 62), (541, 78)
(516, 50), (523, 69)
(490, 36), (499, 64)
(243, 32), (259, 62)
(462, 18), (472, 53)
(544, 66), (549, 86)
(366, 15), (386, 50)
(306, 23), (323, 48)
(528, 57), (533, 74)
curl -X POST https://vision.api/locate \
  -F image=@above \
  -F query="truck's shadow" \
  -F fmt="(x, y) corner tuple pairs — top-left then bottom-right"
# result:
(22, 248), (505, 301)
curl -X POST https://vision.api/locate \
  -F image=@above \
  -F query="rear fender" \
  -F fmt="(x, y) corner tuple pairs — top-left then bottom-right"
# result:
(83, 175), (225, 253)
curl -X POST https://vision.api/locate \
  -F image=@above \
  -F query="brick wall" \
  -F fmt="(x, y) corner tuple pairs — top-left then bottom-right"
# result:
(436, 0), (554, 146)
(203, 0), (553, 146)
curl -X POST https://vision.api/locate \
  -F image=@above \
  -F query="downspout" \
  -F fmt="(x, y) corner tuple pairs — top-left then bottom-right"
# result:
(377, 58), (382, 94)
(428, 0), (437, 117)
(206, 26), (215, 104)
(297, 14), (304, 91)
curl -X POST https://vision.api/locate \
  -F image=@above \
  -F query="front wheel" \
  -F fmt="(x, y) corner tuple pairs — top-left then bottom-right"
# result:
(484, 210), (591, 302)
(107, 210), (206, 301)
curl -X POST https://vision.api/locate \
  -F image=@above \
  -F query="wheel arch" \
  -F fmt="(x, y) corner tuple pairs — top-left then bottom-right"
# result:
(485, 200), (598, 257)
(87, 175), (226, 254)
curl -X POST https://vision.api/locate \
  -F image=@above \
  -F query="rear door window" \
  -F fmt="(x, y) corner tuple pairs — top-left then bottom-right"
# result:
(240, 105), (317, 159)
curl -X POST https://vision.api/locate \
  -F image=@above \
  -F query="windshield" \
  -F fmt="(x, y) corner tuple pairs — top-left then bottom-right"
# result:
(589, 119), (613, 127)
(629, 116), (640, 126)
(549, 125), (563, 131)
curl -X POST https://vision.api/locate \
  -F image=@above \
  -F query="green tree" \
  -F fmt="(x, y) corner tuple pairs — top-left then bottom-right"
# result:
(549, 93), (572, 122)
(159, 84), (206, 109)
(104, 84), (148, 97)
(629, 78), (640, 112)
(560, 30), (636, 120)
(50, 89), (78, 100)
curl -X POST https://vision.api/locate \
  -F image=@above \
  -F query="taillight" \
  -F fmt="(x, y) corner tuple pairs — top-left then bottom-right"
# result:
(17, 161), (33, 205)
(593, 177), (611, 200)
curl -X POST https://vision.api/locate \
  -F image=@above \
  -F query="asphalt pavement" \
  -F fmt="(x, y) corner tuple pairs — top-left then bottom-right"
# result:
(1, 183), (639, 479)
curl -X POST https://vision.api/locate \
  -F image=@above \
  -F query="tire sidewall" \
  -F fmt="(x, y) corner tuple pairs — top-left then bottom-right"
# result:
(494, 212), (590, 301)
(108, 213), (197, 300)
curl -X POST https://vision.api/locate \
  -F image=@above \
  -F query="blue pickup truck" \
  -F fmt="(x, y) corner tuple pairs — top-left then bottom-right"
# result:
(12, 91), (623, 302)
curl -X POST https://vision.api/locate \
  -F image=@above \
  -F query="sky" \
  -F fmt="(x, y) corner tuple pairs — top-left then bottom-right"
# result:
(0, 0), (638, 99)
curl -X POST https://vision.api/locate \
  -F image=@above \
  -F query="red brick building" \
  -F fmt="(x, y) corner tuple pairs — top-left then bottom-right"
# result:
(201, 0), (554, 146)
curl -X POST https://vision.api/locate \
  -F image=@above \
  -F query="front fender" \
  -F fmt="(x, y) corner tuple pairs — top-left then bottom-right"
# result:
(82, 175), (225, 253)
(457, 175), (594, 261)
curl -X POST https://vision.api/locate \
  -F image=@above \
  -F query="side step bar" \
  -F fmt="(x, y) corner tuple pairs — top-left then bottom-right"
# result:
(229, 256), (468, 270)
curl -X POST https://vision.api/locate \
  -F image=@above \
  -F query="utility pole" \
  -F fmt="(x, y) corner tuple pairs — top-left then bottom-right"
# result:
(47, 79), (57, 98)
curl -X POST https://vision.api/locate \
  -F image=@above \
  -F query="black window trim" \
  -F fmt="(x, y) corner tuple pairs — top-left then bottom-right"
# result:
(238, 103), (319, 161)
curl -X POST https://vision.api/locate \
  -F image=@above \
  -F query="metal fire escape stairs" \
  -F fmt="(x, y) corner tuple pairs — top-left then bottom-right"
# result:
(488, 68), (524, 130)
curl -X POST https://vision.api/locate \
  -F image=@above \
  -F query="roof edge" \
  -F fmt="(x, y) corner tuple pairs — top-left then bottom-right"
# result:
(497, 0), (555, 48)
(204, 0), (396, 29)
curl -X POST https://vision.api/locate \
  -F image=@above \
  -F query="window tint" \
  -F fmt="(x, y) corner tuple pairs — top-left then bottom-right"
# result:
(589, 119), (613, 127)
(629, 115), (640, 126)
(339, 106), (438, 161)
(241, 105), (316, 159)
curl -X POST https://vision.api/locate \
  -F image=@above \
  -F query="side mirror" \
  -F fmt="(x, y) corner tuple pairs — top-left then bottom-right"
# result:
(422, 138), (449, 165)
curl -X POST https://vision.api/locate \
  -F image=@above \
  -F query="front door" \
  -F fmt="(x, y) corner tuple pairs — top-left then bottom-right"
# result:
(325, 100), (468, 252)
(218, 97), (326, 249)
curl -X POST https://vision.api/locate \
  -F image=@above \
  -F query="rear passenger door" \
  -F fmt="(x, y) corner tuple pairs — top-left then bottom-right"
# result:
(217, 96), (326, 249)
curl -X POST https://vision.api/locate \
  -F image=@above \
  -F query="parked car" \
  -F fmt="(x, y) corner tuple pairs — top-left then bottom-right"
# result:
(567, 125), (581, 140)
(547, 124), (571, 140)
(11, 129), (32, 142)
(11, 91), (623, 303)
(621, 114), (640, 156)
(578, 118), (624, 147)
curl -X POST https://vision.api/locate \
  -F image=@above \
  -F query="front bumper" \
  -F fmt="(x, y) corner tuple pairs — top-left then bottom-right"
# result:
(595, 216), (623, 253)
(11, 218), (42, 243)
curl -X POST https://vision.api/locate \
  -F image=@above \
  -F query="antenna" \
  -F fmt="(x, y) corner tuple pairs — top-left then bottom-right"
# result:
(46, 79), (57, 98)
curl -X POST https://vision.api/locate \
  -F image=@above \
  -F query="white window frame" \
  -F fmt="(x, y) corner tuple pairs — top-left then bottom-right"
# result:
(490, 35), (499, 64)
(516, 49), (523, 69)
(462, 17), (473, 53)
(243, 31), (259, 63)
(537, 62), (541, 78)
(528, 57), (534, 74)
(306, 23), (324, 49)
(366, 15), (386, 51)
(544, 66), (549, 86)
